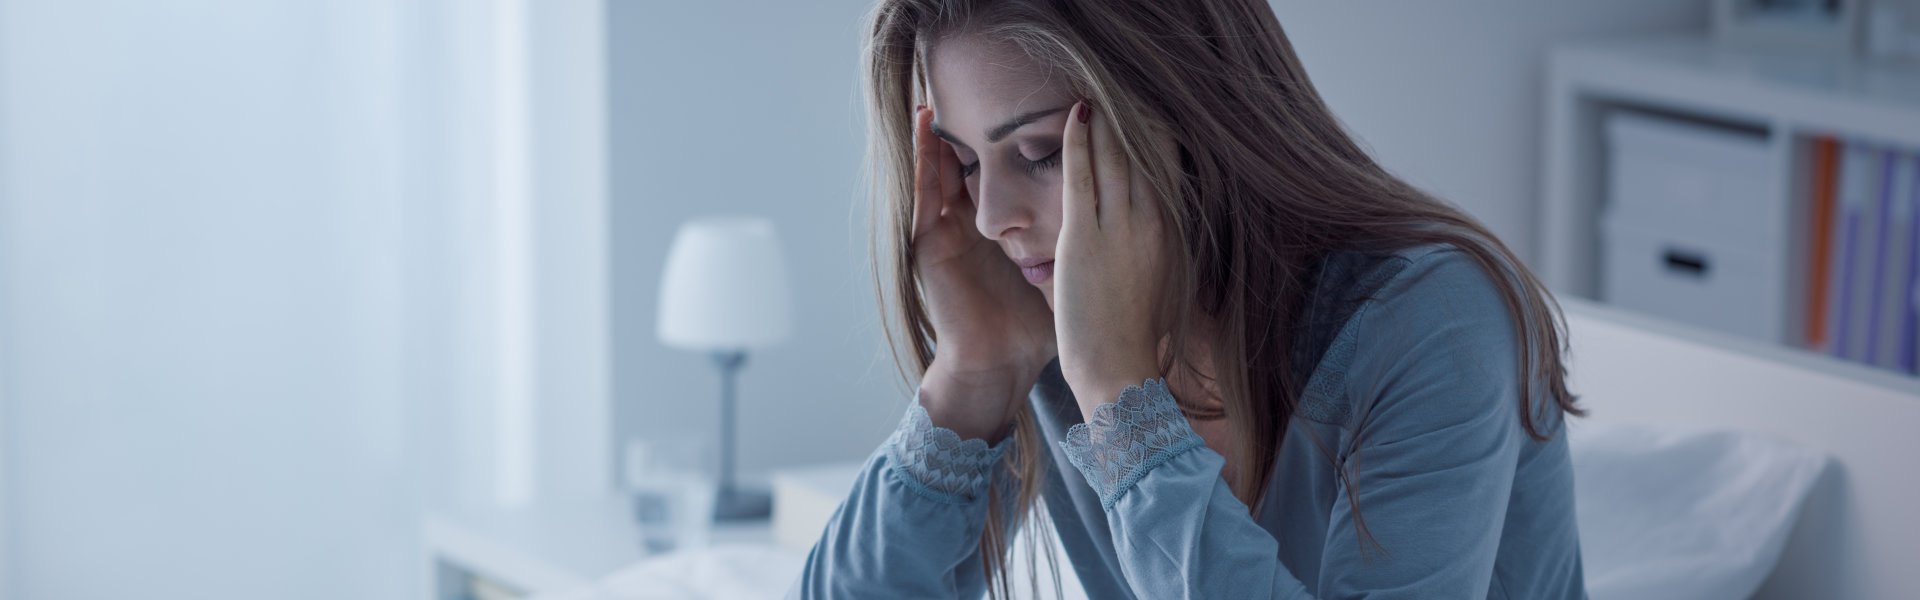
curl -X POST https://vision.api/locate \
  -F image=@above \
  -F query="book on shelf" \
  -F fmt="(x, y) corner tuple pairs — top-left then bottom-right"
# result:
(1860, 151), (1897, 367)
(1806, 137), (1840, 350)
(1808, 139), (1920, 376)
(1871, 154), (1916, 370)
(1825, 142), (1874, 361)
(1898, 155), (1920, 375)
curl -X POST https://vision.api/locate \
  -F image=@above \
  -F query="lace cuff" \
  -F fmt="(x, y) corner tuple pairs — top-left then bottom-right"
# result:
(1059, 378), (1206, 511)
(885, 396), (1014, 505)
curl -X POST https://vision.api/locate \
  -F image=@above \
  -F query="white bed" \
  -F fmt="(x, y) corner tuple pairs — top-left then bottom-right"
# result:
(544, 298), (1920, 600)
(1559, 299), (1920, 599)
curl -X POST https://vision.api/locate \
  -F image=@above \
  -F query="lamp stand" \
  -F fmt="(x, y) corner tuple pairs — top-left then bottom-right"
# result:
(711, 350), (771, 521)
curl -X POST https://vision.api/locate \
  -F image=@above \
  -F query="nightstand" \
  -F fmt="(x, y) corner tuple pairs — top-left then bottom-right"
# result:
(424, 494), (779, 600)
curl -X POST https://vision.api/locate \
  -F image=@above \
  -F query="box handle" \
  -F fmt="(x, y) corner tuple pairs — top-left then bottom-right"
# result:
(1662, 247), (1709, 278)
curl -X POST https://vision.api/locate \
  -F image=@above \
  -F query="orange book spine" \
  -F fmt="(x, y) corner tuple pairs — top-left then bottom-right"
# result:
(1807, 137), (1841, 349)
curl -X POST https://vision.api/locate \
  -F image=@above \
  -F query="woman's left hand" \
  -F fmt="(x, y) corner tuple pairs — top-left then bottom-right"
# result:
(1054, 101), (1172, 419)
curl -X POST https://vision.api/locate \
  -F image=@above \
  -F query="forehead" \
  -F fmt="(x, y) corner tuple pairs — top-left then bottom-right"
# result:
(925, 34), (1071, 138)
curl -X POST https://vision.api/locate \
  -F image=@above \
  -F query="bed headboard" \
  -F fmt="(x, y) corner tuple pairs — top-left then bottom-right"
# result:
(1561, 299), (1920, 600)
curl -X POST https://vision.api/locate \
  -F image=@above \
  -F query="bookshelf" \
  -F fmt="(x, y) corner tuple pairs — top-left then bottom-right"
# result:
(1539, 33), (1920, 376)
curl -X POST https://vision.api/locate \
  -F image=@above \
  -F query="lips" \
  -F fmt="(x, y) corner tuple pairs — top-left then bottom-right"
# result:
(1011, 255), (1054, 285)
(1019, 260), (1054, 284)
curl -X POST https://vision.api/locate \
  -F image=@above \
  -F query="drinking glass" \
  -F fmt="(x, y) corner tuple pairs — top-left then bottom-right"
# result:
(625, 434), (717, 555)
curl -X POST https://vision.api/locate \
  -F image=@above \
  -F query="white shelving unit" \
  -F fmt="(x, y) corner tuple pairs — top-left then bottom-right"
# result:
(1539, 33), (1920, 351)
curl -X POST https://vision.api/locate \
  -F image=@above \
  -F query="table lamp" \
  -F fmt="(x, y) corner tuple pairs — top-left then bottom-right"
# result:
(655, 216), (792, 520)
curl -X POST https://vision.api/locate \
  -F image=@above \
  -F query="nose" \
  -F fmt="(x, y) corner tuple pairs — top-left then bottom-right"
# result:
(972, 170), (1034, 241)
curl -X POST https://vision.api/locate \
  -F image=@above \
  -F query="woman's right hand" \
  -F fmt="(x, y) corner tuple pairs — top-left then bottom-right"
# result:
(909, 105), (1056, 442)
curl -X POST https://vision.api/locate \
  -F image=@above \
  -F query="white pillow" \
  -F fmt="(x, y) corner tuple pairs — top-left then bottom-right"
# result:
(1569, 421), (1828, 600)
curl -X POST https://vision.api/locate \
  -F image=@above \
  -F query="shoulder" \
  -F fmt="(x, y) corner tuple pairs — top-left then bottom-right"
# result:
(1353, 242), (1520, 366)
(1295, 242), (1524, 426)
(1371, 243), (1513, 319)
(1301, 241), (1512, 364)
(1351, 242), (1529, 421)
(1301, 242), (1497, 328)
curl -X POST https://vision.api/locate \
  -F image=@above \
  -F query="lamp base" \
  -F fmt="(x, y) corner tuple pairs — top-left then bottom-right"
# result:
(714, 485), (772, 521)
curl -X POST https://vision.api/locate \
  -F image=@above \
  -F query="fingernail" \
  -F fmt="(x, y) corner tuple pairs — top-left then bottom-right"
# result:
(915, 104), (925, 113)
(1077, 103), (1091, 124)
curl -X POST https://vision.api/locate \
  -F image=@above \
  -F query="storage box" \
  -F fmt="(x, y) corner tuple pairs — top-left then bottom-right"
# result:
(1601, 216), (1786, 342)
(1600, 110), (1788, 343)
(1603, 110), (1778, 241)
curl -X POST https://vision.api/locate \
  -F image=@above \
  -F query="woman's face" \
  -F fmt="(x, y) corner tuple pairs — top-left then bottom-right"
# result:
(925, 34), (1074, 307)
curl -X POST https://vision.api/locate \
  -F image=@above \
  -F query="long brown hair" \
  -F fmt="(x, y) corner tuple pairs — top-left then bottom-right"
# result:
(861, 0), (1582, 597)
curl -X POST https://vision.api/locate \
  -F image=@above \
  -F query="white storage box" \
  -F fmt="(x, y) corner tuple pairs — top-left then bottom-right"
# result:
(1600, 110), (1788, 343)
(1601, 216), (1786, 342)
(1602, 110), (1779, 241)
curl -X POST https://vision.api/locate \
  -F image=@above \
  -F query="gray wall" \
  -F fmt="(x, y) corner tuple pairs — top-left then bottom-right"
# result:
(608, 1), (1713, 476)
(1271, 1), (1709, 263)
(609, 0), (902, 477)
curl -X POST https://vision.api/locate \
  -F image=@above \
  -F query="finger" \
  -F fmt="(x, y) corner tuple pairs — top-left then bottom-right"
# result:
(940, 138), (987, 241)
(1129, 155), (1160, 233)
(949, 181), (981, 235)
(1062, 101), (1098, 230)
(911, 106), (941, 240)
(936, 129), (965, 218)
(1088, 102), (1131, 228)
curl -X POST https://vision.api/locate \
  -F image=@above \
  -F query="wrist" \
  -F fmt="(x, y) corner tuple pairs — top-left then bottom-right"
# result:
(917, 358), (1043, 443)
(1064, 359), (1161, 422)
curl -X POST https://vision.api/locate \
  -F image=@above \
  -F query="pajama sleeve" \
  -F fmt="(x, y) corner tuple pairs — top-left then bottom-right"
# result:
(785, 390), (1016, 599)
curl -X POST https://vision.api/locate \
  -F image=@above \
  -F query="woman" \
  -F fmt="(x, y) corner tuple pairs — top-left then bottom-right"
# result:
(787, 0), (1586, 598)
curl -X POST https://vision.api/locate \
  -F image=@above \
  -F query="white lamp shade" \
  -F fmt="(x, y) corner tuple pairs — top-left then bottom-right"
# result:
(655, 216), (794, 350)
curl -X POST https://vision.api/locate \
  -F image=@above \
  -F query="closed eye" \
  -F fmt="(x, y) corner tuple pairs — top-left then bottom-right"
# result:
(958, 148), (1060, 179)
(1021, 148), (1061, 175)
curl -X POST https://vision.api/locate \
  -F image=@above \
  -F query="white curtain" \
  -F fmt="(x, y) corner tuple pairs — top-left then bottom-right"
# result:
(0, 0), (610, 597)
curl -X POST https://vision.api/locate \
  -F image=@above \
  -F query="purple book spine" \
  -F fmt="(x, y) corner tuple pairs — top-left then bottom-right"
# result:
(1903, 156), (1920, 373)
(1835, 198), (1861, 359)
(1865, 152), (1897, 364)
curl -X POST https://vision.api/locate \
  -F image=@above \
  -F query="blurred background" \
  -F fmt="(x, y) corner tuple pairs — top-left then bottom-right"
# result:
(2, 1), (1918, 599)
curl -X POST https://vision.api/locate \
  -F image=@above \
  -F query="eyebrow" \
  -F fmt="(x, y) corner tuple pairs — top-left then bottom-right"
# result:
(931, 105), (1072, 150)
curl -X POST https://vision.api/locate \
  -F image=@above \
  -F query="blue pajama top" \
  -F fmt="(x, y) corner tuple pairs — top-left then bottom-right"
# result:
(785, 243), (1588, 599)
